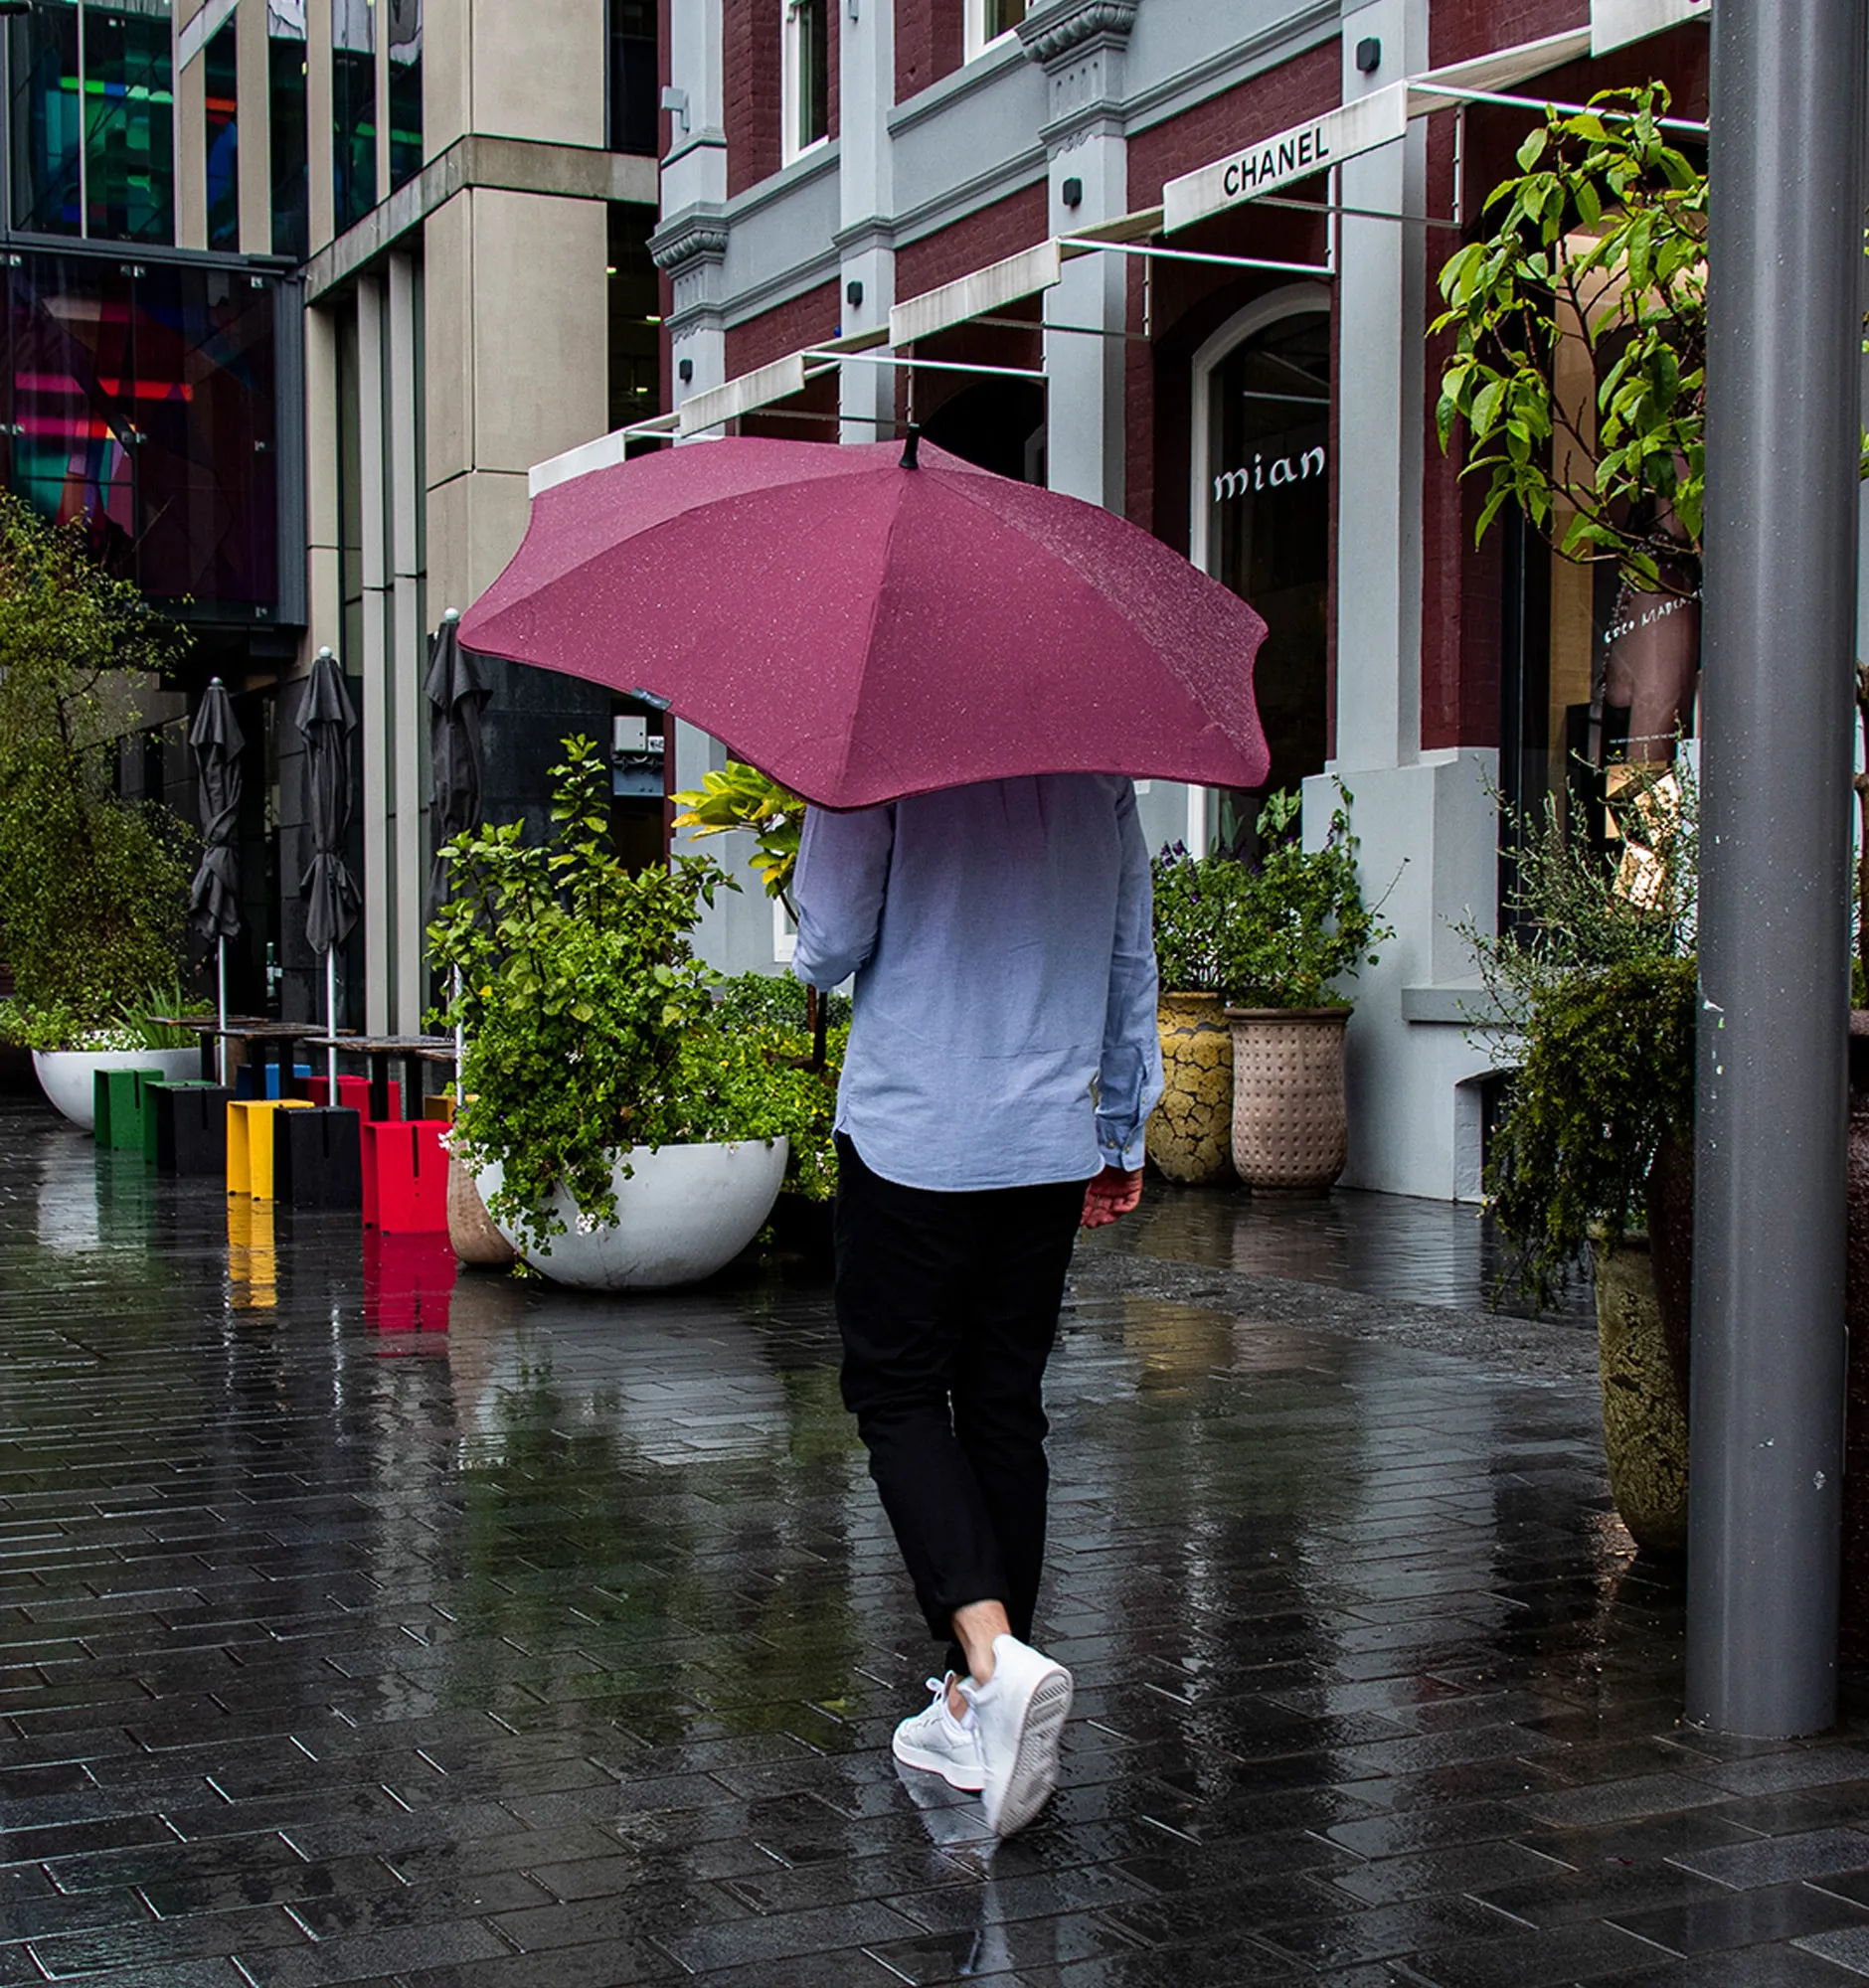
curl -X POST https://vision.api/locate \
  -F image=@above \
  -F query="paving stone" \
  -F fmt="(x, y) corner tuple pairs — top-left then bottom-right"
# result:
(1668, 1826), (1869, 1890)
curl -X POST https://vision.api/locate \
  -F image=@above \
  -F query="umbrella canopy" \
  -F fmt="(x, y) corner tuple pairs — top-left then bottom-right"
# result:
(458, 433), (1270, 809)
(186, 678), (245, 941)
(425, 609), (494, 917)
(296, 649), (361, 959)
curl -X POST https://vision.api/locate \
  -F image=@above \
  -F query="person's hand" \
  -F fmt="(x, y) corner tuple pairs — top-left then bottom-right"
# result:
(1082, 1166), (1143, 1229)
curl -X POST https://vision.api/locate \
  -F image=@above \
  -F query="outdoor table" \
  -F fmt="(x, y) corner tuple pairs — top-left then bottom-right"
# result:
(149, 1012), (239, 1083)
(301, 1034), (454, 1126)
(215, 1020), (333, 1100)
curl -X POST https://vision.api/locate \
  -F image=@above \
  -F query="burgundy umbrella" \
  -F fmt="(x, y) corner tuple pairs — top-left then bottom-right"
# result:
(458, 433), (1269, 808)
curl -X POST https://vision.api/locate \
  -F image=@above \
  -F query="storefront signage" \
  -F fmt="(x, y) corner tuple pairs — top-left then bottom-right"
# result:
(1212, 444), (1327, 504)
(1164, 85), (1408, 235)
(1591, 0), (1709, 58)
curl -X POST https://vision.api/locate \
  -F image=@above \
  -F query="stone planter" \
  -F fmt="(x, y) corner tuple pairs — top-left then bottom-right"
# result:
(1224, 1007), (1350, 1191)
(447, 1152), (516, 1269)
(1145, 993), (1234, 1185)
(474, 1138), (787, 1291)
(1591, 1231), (1689, 1554)
(33, 1047), (200, 1133)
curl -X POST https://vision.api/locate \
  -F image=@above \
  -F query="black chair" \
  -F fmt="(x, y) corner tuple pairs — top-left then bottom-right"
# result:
(273, 1107), (364, 1211)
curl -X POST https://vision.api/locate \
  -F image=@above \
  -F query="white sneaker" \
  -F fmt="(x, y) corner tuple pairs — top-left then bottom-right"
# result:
(961, 1633), (1074, 1838)
(891, 1674), (985, 1791)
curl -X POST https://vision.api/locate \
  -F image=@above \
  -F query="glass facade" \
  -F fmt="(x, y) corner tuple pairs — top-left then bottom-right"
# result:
(205, 18), (239, 251)
(267, 0), (308, 262)
(1, 250), (287, 619)
(606, 0), (656, 155)
(1205, 309), (1330, 848)
(332, 0), (376, 234)
(606, 205), (659, 433)
(8, 0), (174, 245)
(388, 0), (423, 191)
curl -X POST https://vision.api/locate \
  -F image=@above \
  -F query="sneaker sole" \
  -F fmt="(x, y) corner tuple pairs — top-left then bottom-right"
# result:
(990, 1668), (1073, 1837)
(892, 1733), (985, 1791)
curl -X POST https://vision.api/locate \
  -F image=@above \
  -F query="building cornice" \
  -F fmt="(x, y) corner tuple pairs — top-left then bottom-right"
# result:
(649, 208), (730, 274)
(1016, 0), (1139, 68)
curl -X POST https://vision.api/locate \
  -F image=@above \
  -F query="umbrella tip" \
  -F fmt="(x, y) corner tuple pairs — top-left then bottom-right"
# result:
(317, 645), (335, 661)
(900, 424), (922, 470)
(442, 607), (460, 622)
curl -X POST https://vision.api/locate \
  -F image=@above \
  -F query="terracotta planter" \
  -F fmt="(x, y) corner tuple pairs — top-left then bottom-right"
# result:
(447, 1151), (516, 1268)
(1146, 993), (1234, 1185)
(1224, 1006), (1350, 1191)
(1591, 1232), (1689, 1554)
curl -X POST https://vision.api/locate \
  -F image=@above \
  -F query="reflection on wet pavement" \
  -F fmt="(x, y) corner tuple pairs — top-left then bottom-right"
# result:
(3, 1093), (1867, 1986)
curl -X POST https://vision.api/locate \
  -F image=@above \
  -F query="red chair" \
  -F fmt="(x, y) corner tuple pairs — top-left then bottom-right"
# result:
(361, 1118), (449, 1232)
(305, 1074), (402, 1120)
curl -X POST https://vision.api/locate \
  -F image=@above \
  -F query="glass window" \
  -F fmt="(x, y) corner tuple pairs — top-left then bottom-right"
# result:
(1204, 309), (1330, 848)
(7, 1), (83, 236)
(605, 0), (656, 155)
(267, 0), (308, 262)
(387, 0), (422, 191)
(4, 249), (282, 617)
(332, 0), (376, 234)
(606, 204), (659, 433)
(782, 0), (828, 163)
(205, 19), (239, 251)
(83, 0), (175, 244)
(966, 0), (1026, 59)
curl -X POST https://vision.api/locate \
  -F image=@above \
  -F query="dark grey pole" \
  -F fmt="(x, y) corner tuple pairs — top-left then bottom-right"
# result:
(1687, 0), (1867, 1736)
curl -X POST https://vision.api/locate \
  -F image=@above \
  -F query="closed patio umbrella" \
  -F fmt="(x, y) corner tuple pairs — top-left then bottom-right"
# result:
(296, 647), (361, 1096)
(187, 678), (244, 1084)
(425, 607), (493, 919)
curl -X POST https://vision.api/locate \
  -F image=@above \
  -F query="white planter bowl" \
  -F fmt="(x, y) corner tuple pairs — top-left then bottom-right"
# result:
(33, 1047), (203, 1133)
(474, 1138), (788, 1290)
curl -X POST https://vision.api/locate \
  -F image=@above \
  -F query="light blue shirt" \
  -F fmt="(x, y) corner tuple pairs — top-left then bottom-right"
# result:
(791, 774), (1164, 1193)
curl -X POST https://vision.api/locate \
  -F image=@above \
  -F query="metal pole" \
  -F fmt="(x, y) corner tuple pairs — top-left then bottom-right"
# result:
(325, 949), (338, 1097)
(217, 936), (228, 1087)
(1688, 0), (1867, 1736)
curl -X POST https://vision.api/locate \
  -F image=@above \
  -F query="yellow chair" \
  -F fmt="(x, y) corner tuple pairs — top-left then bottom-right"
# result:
(227, 1098), (312, 1198)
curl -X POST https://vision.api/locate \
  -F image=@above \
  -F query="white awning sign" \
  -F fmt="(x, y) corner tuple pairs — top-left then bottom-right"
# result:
(1163, 84), (1408, 235)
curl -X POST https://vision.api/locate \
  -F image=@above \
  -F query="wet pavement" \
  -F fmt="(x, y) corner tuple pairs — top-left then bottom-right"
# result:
(4, 1090), (1869, 1987)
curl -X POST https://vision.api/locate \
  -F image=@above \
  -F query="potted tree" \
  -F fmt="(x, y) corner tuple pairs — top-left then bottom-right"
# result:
(0, 497), (204, 1128)
(1147, 845), (1252, 1185)
(428, 738), (825, 1291)
(1219, 785), (1390, 1192)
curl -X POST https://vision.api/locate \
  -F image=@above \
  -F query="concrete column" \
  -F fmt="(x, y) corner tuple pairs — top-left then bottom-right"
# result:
(237, 0), (270, 251)
(388, 251), (425, 1032)
(838, 0), (896, 443)
(175, 49), (208, 248)
(302, 303), (344, 667)
(356, 273), (391, 1034)
(658, 0), (730, 419)
(307, 0), (335, 251)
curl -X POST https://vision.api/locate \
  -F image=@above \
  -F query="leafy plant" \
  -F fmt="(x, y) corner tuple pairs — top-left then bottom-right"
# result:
(1218, 786), (1392, 1010)
(670, 761), (805, 912)
(1433, 83), (1707, 590)
(1462, 762), (1699, 1305)
(1150, 844), (1254, 995)
(428, 740), (834, 1252)
(0, 493), (196, 1030)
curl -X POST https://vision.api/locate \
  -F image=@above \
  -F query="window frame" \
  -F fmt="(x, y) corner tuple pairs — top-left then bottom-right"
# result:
(963, 0), (1027, 65)
(780, 0), (829, 167)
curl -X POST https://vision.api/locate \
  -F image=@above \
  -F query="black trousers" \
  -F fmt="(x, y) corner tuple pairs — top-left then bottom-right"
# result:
(833, 1133), (1085, 1663)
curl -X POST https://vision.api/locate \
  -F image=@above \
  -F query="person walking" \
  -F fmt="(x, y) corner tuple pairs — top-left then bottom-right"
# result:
(791, 773), (1163, 1838)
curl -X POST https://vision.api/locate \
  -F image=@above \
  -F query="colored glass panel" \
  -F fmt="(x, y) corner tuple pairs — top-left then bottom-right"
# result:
(333, 0), (376, 233)
(267, 2), (309, 263)
(388, 0), (422, 190)
(606, 0), (656, 156)
(83, 0), (175, 245)
(205, 19), (238, 251)
(5, 250), (282, 618)
(8, 3), (82, 235)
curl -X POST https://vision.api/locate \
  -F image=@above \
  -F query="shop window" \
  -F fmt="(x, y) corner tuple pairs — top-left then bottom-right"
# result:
(606, 0), (657, 156)
(82, 0), (175, 245)
(782, 0), (828, 164)
(1196, 300), (1330, 852)
(388, 0), (422, 191)
(965, 0), (1026, 61)
(268, 1), (308, 261)
(7, 1), (83, 235)
(205, 19), (239, 251)
(332, 0), (377, 234)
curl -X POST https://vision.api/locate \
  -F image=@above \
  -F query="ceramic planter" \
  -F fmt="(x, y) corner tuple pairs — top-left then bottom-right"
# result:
(33, 1048), (200, 1133)
(1591, 1232), (1688, 1554)
(1224, 1006), (1350, 1191)
(474, 1137), (787, 1290)
(1145, 993), (1234, 1185)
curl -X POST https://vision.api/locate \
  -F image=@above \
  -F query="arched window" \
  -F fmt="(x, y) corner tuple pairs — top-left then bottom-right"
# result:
(1192, 292), (1331, 852)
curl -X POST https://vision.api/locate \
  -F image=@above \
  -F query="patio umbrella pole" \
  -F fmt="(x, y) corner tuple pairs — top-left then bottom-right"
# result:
(1687, 0), (1866, 1736)
(217, 937), (228, 1086)
(325, 950), (338, 1097)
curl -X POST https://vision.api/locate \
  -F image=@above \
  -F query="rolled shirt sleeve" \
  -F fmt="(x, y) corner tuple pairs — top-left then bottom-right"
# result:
(791, 801), (896, 991)
(1094, 782), (1164, 1172)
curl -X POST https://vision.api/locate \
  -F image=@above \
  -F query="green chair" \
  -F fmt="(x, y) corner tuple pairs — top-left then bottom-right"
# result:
(92, 1067), (163, 1153)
